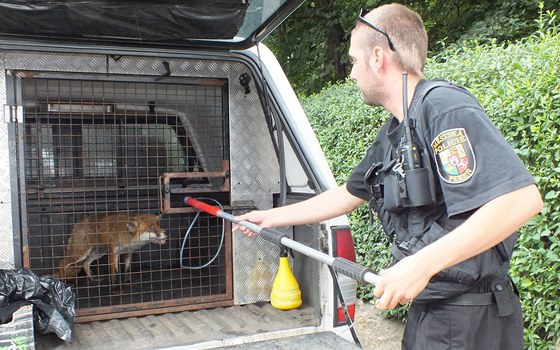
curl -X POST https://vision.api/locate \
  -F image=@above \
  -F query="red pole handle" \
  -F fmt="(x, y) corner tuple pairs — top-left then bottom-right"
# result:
(184, 197), (221, 217)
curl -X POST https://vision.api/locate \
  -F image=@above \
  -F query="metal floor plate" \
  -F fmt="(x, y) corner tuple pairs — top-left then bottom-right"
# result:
(35, 302), (322, 350)
(221, 331), (361, 349)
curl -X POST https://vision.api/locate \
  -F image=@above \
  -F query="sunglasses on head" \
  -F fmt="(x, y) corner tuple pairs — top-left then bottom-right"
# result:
(358, 9), (396, 51)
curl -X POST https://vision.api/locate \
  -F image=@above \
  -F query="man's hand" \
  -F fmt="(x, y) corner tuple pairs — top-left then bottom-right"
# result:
(373, 254), (433, 310)
(233, 210), (270, 237)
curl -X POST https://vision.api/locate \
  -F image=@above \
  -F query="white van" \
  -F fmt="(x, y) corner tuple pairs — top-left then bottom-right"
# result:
(0, 1), (362, 348)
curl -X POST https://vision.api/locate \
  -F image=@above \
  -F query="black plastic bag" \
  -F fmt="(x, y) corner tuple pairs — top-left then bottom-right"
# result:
(0, 268), (75, 342)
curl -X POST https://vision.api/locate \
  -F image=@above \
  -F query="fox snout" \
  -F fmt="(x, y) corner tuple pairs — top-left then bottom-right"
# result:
(150, 230), (167, 245)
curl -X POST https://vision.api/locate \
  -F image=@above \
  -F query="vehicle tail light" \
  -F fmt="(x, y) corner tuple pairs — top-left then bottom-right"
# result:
(331, 226), (358, 326)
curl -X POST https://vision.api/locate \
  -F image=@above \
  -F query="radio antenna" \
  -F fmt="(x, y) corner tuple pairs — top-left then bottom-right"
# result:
(398, 71), (421, 171)
(402, 71), (413, 142)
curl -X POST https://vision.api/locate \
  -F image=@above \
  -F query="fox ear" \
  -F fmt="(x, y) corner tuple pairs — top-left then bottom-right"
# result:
(126, 219), (139, 232)
(156, 213), (163, 222)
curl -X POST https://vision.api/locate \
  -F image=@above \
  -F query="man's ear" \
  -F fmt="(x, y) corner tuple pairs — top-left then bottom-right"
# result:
(371, 46), (384, 71)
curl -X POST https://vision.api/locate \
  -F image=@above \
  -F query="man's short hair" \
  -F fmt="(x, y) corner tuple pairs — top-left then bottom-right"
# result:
(356, 4), (428, 74)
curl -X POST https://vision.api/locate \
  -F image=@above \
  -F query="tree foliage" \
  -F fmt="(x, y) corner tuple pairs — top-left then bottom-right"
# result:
(265, 0), (559, 96)
(301, 9), (559, 348)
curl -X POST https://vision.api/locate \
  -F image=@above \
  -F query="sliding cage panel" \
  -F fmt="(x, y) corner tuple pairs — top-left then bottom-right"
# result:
(20, 75), (233, 321)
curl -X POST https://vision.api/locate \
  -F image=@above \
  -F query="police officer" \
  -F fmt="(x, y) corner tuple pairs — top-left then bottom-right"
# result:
(234, 3), (543, 349)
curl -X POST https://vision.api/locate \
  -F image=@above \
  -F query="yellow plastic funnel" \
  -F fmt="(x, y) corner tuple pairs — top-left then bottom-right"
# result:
(271, 249), (302, 310)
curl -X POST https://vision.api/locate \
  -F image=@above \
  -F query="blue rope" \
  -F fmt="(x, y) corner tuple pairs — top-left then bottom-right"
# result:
(180, 197), (225, 270)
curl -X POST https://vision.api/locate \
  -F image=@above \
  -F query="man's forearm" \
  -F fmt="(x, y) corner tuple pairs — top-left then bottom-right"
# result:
(265, 184), (365, 227)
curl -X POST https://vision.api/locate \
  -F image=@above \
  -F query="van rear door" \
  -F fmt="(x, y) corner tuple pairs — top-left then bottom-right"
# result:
(0, 0), (305, 50)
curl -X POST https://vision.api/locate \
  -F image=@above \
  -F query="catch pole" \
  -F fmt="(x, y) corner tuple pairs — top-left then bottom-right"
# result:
(184, 197), (380, 286)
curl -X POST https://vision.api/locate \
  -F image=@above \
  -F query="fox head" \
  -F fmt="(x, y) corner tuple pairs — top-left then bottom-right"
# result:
(127, 214), (167, 245)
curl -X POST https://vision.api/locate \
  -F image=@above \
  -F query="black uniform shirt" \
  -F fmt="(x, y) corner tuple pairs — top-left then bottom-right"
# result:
(347, 79), (536, 219)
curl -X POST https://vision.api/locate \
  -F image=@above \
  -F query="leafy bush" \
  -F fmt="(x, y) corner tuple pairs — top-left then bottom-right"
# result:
(301, 10), (559, 349)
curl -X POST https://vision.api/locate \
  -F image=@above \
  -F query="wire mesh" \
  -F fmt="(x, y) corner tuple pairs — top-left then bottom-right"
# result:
(20, 77), (232, 321)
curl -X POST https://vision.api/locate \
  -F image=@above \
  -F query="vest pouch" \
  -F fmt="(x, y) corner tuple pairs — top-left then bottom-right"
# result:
(364, 160), (400, 236)
(364, 158), (404, 214)
(383, 173), (405, 213)
(371, 197), (396, 237)
(403, 167), (436, 207)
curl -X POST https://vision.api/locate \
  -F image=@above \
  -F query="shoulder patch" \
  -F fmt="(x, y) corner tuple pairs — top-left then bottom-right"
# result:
(431, 128), (476, 184)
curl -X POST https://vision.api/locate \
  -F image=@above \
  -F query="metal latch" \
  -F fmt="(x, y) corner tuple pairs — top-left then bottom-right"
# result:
(319, 223), (329, 253)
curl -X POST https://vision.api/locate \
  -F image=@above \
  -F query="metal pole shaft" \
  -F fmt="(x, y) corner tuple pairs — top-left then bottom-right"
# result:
(184, 197), (380, 286)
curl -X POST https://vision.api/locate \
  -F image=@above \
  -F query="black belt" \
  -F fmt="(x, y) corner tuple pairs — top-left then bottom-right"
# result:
(441, 292), (495, 306)
(440, 279), (515, 307)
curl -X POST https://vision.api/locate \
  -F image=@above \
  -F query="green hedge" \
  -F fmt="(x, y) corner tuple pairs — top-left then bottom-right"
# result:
(301, 13), (559, 349)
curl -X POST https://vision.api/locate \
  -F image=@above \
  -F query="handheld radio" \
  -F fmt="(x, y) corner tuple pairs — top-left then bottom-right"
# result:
(395, 72), (437, 208)
(399, 72), (421, 170)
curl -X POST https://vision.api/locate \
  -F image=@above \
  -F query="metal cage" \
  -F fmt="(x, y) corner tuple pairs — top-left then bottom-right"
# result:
(19, 76), (233, 321)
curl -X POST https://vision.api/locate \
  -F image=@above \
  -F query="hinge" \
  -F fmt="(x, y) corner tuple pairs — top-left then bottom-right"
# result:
(3, 105), (22, 123)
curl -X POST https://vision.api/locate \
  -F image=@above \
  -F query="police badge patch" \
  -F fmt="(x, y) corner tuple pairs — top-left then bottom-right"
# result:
(431, 128), (476, 183)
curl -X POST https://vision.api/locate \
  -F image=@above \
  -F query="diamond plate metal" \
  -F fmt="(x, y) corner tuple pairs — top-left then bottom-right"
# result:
(228, 59), (283, 305)
(0, 67), (9, 203)
(0, 48), (282, 304)
(0, 124), (9, 204)
(4, 51), (107, 73)
(0, 61), (15, 268)
(0, 203), (15, 269)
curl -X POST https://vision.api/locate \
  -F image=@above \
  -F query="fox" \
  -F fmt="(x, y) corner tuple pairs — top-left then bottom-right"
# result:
(53, 213), (167, 285)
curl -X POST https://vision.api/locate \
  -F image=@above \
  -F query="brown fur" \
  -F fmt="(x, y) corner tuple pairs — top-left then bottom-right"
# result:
(53, 213), (167, 284)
